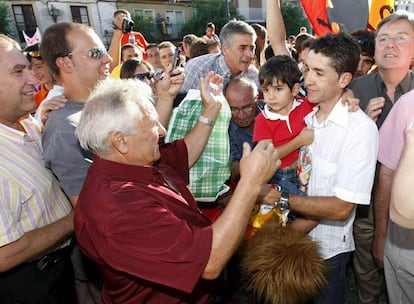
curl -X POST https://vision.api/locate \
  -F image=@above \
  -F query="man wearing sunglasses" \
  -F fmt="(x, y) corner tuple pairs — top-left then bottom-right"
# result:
(40, 22), (112, 303)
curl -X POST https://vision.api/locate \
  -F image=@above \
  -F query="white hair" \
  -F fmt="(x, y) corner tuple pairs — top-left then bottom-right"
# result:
(76, 77), (154, 156)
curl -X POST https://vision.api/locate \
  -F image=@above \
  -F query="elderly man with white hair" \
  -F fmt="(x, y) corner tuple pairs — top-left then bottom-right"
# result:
(74, 74), (280, 303)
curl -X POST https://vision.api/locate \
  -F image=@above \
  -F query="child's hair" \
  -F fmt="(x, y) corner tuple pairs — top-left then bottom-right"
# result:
(259, 55), (301, 90)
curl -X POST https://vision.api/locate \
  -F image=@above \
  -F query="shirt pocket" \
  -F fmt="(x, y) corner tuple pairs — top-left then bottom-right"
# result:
(310, 157), (338, 196)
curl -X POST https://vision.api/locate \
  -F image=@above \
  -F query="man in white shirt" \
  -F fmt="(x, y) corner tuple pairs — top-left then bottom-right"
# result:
(262, 33), (378, 304)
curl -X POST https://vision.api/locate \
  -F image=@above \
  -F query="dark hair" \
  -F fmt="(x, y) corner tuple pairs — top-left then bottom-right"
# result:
(114, 9), (130, 18)
(190, 37), (219, 59)
(120, 43), (136, 61)
(294, 33), (313, 53)
(206, 22), (215, 30)
(350, 29), (375, 58)
(146, 43), (159, 51)
(120, 58), (153, 79)
(40, 22), (93, 77)
(251, 23), (267, 67)
(264, 44), (274, 61)
(308, 33), (360, 76)
(183, 34), (198, 46)
(259, 55), (301, 90)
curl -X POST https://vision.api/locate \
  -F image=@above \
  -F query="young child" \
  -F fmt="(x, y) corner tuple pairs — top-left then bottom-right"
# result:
(253, 55), (313, 196)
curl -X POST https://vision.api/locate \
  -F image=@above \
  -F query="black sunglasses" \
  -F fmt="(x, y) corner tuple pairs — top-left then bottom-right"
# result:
(134, 71), (154, 80)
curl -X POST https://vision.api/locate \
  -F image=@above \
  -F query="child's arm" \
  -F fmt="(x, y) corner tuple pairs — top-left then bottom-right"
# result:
(276, 127), (313, 160)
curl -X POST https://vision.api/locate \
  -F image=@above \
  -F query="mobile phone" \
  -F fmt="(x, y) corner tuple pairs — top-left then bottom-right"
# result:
(171, 48), (181, 72)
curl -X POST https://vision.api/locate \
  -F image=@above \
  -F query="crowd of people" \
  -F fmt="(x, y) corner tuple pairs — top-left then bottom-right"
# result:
(1, 0), (414, 303)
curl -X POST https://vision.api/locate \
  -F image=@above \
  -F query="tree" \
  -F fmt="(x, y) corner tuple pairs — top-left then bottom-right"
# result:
(0, 0), (12, 36)
(280, 3), (310, 36)
(180, 0), (244, 38)
(131, 15), (163, 43)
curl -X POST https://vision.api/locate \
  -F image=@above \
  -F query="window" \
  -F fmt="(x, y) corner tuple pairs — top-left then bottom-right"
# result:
(165, 10), (185, 39)
(12, 5), (37, 43)
(71, 6), (90, 25)
(134, 9), (155, 23)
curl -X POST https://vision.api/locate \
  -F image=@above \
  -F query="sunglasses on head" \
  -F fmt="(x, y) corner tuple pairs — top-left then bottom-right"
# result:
(24, 50), (41, 58)
(134, 71), (154, 80)
(67, 48), (108, 59)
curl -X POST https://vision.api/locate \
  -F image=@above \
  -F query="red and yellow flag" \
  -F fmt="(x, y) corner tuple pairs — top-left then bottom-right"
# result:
(368, 0), (395, 30)
(300, 0), (395, 36)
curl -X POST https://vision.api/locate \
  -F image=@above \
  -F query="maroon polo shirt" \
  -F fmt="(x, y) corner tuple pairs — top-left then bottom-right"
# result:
(74, 140), (215, 303)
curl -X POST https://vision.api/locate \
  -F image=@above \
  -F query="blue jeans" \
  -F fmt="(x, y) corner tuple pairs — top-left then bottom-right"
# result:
(269, 168), (306, 196)
(313, 252), (351, 304)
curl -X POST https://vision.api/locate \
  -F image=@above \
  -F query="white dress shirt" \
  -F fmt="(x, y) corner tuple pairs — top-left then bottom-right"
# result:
(304, 100), (378, 259)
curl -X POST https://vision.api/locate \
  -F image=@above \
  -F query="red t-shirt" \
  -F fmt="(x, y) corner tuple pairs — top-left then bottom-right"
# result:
(253, 98), (313, 168)
(74, 140), (215, 303)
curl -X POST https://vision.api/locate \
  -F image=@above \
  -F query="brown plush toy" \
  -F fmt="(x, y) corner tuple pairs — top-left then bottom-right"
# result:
(240, 219), (327, 304)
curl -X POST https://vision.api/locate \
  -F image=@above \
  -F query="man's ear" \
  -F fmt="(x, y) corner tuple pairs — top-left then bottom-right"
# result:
(56, 56), (73, 73)
(109, 131), (129, 155)
(221, 45), (230, 57)
(338, 72), (353, 89)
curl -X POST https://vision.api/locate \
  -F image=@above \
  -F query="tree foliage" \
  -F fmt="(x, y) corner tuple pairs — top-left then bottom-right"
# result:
(180, 0), (244, 38)
(280, 3), (310, 36)
(0, 0), (12, 36)
(131, 15), (163, 43)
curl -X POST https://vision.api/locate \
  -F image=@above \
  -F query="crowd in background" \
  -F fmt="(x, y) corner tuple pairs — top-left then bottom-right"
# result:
(1, 0), (414, 303)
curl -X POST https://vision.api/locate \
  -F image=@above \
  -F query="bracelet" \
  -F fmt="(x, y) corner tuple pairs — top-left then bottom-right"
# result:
(198, 115), (215, 127)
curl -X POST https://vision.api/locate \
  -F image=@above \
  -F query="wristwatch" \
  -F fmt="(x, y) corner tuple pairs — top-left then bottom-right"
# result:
(276, 191), (290, 211)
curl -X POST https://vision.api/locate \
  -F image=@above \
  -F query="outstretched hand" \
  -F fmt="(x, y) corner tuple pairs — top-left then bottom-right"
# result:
(240, 140), (280, 186)
(155, 63), (185, 99)
(199, 71), (224, 113)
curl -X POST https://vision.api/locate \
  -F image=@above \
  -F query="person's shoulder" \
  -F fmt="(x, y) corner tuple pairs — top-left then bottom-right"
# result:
(45, 102), (84, 131)
(350, 108), (378, 131)
(350, 72), (377, 88)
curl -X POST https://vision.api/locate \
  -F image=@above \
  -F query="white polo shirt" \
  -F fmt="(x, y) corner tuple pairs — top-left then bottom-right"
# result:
(304, 100), (378, 260)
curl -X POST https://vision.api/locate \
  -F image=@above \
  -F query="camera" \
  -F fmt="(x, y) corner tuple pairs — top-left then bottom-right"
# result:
(121, 18), (134, 33)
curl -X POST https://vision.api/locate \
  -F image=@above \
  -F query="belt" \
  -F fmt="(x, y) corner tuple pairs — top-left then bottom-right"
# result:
(33, 247), (70, 271)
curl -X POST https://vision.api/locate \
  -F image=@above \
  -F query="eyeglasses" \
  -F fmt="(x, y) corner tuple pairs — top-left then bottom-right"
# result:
(229, 103), (257, 115)
(24, 51), (41, 58)
(134, 71), (154, 81)
(134, 69), (164, 81)
(67, 48), (108, 59)
(376, 35), (410, 46)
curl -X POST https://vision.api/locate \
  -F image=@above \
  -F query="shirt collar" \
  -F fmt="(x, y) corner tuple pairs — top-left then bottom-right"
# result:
(305, 99), (348, 129)
(0, 115), (41, 146)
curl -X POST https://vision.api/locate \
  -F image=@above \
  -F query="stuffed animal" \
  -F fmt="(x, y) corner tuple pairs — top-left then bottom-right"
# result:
(240, 219), (327, 304)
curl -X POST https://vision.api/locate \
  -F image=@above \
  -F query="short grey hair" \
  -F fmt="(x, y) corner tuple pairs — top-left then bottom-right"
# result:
(76, 78), (154, 156)
(377, 10), (414, 35)
(219, 20), (256, 48)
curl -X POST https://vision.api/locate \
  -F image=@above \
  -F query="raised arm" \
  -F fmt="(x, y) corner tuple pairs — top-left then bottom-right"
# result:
(183, 72), (223, 167)
(266, 0), (291, 56)
(108, 13), (125, 72)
